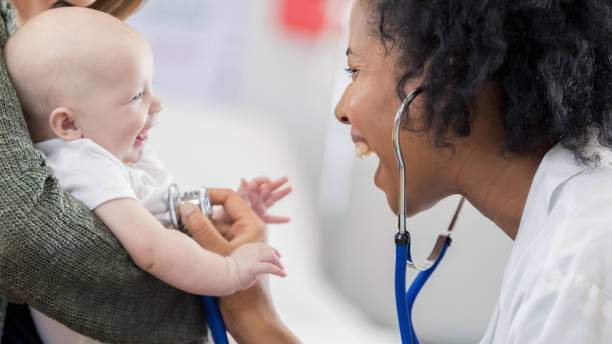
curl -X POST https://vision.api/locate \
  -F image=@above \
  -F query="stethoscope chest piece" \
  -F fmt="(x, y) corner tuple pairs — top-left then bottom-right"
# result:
(167, 183), (212, 231)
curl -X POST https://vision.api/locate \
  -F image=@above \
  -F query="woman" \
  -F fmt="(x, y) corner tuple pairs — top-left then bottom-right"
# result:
(0, 1), (294, 343)
(201, 0), (612, 341)
(334, 0), (612, 342)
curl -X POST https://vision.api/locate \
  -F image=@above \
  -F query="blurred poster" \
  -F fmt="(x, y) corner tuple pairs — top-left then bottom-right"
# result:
(127, 0), (251, 102)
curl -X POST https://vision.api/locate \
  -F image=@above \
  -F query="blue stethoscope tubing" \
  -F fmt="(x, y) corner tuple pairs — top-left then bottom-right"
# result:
(203, 242), (451, 344)
(395, 235), (451, 344)
(203, 243), (453, 344)
(202, 295), (229, 344)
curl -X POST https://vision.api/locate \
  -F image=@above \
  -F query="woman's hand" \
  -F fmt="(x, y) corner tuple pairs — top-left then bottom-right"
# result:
(179, 188), (266, 256)
(179, 189), (299, 343)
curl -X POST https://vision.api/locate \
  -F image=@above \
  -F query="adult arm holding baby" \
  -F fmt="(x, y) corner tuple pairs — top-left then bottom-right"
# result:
(0, 2), (207, 342)
(0, 1), (295, 343)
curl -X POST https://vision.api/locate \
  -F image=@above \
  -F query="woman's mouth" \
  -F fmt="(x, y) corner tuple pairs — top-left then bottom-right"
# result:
(355, 141), (374, 159)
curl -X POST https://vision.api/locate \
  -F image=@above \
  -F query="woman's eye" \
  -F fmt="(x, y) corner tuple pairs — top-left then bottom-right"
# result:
(344, 67), (359, 80)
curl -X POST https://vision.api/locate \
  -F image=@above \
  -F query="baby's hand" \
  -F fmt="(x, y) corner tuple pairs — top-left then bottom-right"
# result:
(237, 176), (292, 223)
(229, 243), (286, 291)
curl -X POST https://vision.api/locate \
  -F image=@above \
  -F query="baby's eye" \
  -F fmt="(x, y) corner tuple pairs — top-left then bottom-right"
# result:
(131, 92), (143, 102)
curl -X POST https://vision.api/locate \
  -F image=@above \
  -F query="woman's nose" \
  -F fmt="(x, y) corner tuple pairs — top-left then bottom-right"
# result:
(149, 97), (164, 115)
(334, 90), (350, 125)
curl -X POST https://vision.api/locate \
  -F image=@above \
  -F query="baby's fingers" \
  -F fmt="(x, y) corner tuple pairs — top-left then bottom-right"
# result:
(258, 263), (287, 278)
(259, 245), (283, 265)
(268, 176), (289, 190)
(254, 245), (286, 276)
(259, 177), (291, 198)
(248, 176), (272, 189)
(262, 214), (291, 224)
(237, 178), (249, 199)
(265, 186), (292, 207)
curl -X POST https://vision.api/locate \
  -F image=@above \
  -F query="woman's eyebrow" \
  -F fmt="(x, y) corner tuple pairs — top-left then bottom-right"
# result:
(346, 47), (365, 59)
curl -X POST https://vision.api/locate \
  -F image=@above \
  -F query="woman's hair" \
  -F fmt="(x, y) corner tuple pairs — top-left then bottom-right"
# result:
(368, 0), (612, 162)
(53, 0), (146, 20)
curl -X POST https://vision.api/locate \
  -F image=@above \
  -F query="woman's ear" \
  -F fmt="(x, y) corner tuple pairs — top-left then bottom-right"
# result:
(49, 107), (82, 141)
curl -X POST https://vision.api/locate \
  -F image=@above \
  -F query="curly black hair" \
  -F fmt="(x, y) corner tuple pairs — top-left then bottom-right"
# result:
(367, 0), (612, 162)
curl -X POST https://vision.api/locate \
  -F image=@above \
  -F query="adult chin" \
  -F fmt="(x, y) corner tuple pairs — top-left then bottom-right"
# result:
(375, 164), (400, 215)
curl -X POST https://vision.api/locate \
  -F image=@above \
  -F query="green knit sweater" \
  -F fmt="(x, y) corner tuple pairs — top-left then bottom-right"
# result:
(0, 2), (207, 343)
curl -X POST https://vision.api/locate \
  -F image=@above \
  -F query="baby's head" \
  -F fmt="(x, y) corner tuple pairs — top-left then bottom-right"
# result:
(4, 7), (162, 163)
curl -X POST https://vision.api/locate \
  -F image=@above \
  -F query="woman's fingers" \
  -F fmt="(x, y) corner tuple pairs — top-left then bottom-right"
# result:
(208, 188), (256, 222)
(208, 188), (268, 247)
(179, 203), (232, 255)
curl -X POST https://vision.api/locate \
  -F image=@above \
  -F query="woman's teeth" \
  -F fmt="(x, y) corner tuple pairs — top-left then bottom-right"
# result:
(355, 141), (373, 159)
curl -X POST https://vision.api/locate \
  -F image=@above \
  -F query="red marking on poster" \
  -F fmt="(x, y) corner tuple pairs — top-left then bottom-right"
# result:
(279, 0), (326, 37)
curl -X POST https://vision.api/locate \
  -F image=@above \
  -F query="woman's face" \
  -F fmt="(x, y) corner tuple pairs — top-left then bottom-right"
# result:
(335, 0), (454, 215)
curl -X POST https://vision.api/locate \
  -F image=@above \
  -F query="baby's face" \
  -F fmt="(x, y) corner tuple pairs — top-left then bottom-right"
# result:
(73, 42), (162, 164)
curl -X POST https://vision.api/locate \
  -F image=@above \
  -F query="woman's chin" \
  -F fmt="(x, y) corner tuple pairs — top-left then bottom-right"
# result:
(385, 193), (399, 215)
(376, 168), (399, 214)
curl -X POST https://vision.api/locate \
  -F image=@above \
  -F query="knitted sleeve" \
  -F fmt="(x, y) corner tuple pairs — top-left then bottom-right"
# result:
(0, 3), (206, 343)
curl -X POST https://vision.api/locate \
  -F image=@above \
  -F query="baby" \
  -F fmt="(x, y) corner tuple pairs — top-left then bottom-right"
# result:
(4, 7), (290, 344)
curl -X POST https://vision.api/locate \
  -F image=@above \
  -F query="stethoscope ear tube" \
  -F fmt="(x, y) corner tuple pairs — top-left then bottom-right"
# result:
(393, 87), (464, 269)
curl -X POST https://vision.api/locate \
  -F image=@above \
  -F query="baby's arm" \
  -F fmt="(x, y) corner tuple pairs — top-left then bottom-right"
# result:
(94, 198), (286, 296)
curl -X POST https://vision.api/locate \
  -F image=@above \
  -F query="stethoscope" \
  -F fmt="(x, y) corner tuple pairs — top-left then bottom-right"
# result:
(166, 87), (464, 344)
(167, 184), (230, 344)
(393, 87), (465, 344)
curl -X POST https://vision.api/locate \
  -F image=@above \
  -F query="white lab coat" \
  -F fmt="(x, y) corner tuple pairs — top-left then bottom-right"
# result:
(480, 143), (612, 343)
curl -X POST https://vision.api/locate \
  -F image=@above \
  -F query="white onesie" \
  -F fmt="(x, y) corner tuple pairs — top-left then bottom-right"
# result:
(30, 138), (174, 344)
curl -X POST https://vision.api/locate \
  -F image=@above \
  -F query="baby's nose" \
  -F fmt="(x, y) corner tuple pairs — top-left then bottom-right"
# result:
(149, 97), (164, 115)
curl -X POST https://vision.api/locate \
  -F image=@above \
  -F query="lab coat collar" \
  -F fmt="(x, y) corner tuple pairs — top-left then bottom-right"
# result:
(531, 142), (612, 216)
(535, 144), (586, 215)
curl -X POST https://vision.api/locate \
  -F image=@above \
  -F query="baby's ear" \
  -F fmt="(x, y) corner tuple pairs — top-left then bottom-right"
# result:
(49, 107), (81, 141)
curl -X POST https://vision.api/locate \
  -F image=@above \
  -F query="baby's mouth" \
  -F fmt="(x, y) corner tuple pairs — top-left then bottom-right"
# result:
(355, 141), (374, 159)
(136, 131), (148, 144)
